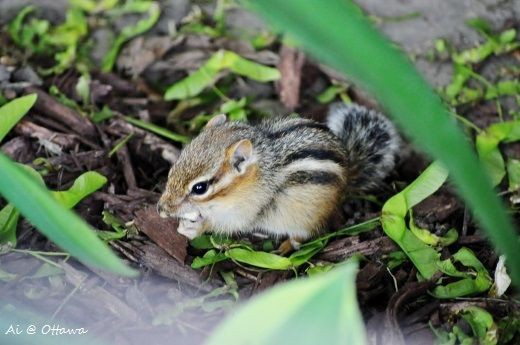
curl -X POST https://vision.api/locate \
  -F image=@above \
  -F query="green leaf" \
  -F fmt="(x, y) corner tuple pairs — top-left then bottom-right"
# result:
(52, 171), (107, 209)
(191, 249), (228, 269)
(409, 214), (458, 247)
(189, 234), (214, 250)
(226, 248), (292, 270)
(8, 6), (35, 45)
(432, 247), (492, 298)
(123, 116), (189, 144)
(75, 74), (90, 105)
(246, 0), (520, 285)
(91, 105), (115, 123)
(506, 159), (520, 191)
(316, 85), (347, 104)
(98, 211), (127, 241)
(40, 8), (89, 74)
(102, 2), (160, 72)
(289, 240), (326, 267)
(0, 94), (37, 142)
(381, 162), (448, 279)
(69, 0), (119, 13)
(476, 120), (520, 186)
(206, 261), (365, 345)
(385, 251), (408, 270)
(0, 154), (137, 277)
(461, 307), (498, 345)
(465, 18), (492, 36)
(164, 50), (280, 100)
(0, 205), (20, 246)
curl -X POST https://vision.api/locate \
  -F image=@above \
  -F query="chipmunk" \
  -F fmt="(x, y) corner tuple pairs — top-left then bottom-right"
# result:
(157, 103), (400, 250)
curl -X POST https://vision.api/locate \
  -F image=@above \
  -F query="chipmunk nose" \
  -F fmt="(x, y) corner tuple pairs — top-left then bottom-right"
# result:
(156, 201), (169, 218)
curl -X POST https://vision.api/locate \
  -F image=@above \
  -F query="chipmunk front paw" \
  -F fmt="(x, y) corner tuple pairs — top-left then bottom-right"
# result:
(177, 218), (204, 240)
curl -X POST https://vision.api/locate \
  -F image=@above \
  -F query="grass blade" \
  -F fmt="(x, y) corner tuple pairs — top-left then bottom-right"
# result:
(123, 116), (189, 144)
(0, 153), (137, 277)
(247, 0), (520, 285)
(0, 94), (37, 142)
(206, 260), (365, 345)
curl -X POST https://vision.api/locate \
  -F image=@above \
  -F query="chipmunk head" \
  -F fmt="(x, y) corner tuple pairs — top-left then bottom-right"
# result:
(157, 115), (258, 227)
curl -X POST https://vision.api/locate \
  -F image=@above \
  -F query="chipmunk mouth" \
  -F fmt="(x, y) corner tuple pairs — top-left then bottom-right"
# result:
(178, 211), (204, 223)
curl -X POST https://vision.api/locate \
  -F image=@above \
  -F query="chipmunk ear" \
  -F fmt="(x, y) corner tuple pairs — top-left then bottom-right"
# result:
(205, 114), (227, 128)
(228, 139), (253, 174)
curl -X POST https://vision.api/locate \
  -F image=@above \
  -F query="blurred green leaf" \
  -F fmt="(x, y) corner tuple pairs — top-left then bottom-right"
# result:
(207, 261), (365, 345)
(306, 263), (334, 277)
(461, 307), (498, 345)
(465, 18), (492, 36)
(75, 74), (90, 105)
(164, 50), (280, 100)
(497, 313), (520, 345)
(42, 8), (88, 74)
(102, 1), (160, 72)
(8, 6), (37, 46)
(0, 154), (137, 277)
(0, 94), (37, 142)
(247, 0), (519, 285)
(220, 98), (248, 121)
(0, 205), (19, 246)
(70, 0), (119, 13)
(453, 28), (518, 65)
(52, 171), (107, 209)
(316, 85), (348, 104)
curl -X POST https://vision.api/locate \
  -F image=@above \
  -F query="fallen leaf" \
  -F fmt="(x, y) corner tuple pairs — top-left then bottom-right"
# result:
(134, 207), (187, 263)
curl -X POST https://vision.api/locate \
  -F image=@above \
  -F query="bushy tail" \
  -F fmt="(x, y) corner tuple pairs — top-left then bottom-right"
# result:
(327, 103), (400, 192)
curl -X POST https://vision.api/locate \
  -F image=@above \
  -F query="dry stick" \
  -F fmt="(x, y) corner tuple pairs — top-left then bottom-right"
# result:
(116, 144), (138, 190)
(318, 236), (398, 262)
(15, 120), (78, 149)
(276, 45), (305, 111)
(32, 114), (100, 149)
(25, 86), (97, 137)
(384, 277), (440, 345)
(112, 241), (221, 293)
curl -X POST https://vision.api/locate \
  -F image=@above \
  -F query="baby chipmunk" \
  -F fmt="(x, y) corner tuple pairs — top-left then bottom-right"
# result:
(157, 103), (400, 249)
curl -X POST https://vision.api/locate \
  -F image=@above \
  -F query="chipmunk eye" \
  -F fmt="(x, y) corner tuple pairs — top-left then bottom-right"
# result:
(191, 181), (208, 195)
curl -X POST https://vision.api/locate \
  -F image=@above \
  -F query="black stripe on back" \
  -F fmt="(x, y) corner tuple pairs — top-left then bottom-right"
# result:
(284, 149), (345, 166)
